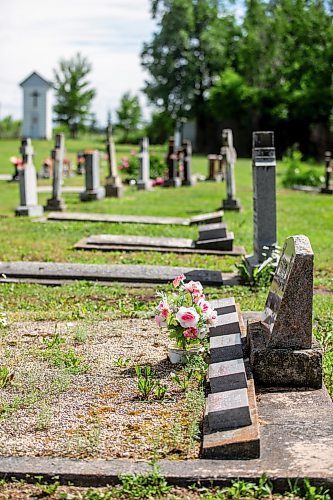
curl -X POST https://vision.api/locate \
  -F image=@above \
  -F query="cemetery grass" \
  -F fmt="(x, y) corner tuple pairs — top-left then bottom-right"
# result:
(0, 137), (332, 457)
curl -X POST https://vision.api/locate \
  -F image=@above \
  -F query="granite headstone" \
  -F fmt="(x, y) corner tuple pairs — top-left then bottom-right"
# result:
(105, 125), (124, 197)
(45, 134), (66, 211)
(15, 138), (43, 217)
(80, 151), (105, 201)
(221, 129), (241, 211)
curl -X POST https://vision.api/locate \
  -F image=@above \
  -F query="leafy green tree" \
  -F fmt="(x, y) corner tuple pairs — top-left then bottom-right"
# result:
(141, 0), (239, 147)
(145, 110), (174, 144)
(0, 115), (21, 139)
(116, 92), (142, 142)
(53, 53), (96, 138)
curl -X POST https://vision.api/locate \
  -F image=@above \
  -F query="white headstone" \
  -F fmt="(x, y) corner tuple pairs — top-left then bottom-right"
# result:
(16, 138), (43, 216)
(137, 137), (153, 190)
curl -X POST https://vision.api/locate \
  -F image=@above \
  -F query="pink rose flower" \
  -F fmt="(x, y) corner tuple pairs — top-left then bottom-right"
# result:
(197, 298), (211, 313)
(206, 309), (218, 325)
(183, 326), (198, 339)
(172, 274), (186, 288)
(193, 293), (205, 304)
(176, 307), (199, 328)
(184, 281), (203, 294)
(158, 301), (171, 318)
(155, 314), (165, 327)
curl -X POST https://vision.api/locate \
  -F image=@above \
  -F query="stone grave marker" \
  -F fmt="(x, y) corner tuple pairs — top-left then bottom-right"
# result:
(246, 131), (277, 270)
(221, 129), (241, 211)
(164, 137), (181, 187)
(207, 154), (223, 181)
(206, 388), (252, 432)
(209, 358), (248, 393)
(15, 138), (43, 216)
(80, 151), (105, 201)
(321, 151), (332, 194)
(45, 134), (66, 211)
(105, 125), (124, 197)
(137, 137), (153, 190)
(248, 234), (322, 388)
(210, 333), (243, 363)
(181, 140), (196, 186)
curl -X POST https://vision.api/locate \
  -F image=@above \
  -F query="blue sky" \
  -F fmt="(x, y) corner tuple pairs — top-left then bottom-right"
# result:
(0, 0), (156, 124)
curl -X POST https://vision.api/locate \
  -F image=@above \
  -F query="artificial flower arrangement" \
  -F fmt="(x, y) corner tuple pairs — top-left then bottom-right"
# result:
(155, 274), (217, 351)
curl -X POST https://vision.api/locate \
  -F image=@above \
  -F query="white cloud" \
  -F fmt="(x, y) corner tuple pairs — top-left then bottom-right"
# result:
(0, 0), (155, 123)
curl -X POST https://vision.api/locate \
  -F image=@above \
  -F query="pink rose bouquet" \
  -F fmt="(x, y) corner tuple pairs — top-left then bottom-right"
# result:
(155, 275), (217, 349)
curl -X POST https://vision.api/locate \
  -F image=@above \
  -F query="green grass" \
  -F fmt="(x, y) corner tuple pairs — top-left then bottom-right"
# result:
(0, 136), (332, 396)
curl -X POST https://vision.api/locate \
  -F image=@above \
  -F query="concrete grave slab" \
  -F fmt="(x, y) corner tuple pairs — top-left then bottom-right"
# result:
(0, 261), (239, 287)
(74, 234), (245, 256)
(47, 210), (224, 226)
(209, 358), (247, 393)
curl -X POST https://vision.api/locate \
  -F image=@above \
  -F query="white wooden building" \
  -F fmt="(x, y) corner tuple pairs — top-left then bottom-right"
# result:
(20, 71), (53, 139)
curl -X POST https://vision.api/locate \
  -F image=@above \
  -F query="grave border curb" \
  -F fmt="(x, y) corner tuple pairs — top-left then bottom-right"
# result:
(0, 456), (333, 492)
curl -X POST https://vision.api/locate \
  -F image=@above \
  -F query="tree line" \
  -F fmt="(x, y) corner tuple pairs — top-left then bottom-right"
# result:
(141, 0), (333, 156)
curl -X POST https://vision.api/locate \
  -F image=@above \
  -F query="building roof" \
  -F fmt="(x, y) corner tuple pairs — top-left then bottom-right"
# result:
(19, 71), (53, 88)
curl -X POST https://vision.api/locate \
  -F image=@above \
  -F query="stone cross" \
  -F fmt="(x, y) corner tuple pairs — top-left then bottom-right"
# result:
(80, 151), (105, 201)
(221, 129), (241, 211)
(45, 134), (66, 211)
(181, 140), (195, 186)
(105, 125), (123, 197)
(15, 138), (43, 216)
(246, 131), (277, 268)
(164, 137), (181, 187)
(137, 137), (153, 190)
(321, 151), (332, 194)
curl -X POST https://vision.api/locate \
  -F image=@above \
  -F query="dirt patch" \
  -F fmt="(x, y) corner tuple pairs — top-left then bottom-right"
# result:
(0, 319), (203, 460)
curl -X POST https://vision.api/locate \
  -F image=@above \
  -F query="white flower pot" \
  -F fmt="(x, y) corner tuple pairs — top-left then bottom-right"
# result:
(168, 344), (201, 364)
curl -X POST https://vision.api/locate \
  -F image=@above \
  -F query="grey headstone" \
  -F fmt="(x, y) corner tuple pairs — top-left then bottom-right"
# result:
(321, 151), (332, 194)
(263, 235), (314, 349)
(207, 388), (251, 431)
(195, 233), (234, 251)
(209, 358), (248, 393)
(105, 125), (123, 198)
(221, 129), (241, 211)
(210, 311), (240, 337)
(45, 134), (66, 211)
(251, 131), (277, 264)
(164, 137), (181, 187)
(198, 223), (227, 241)
(80, 151), (105, 201)
(182, 140), (196, 186)
(15, 138), (43, 217)
(210, 333), (243, 363)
